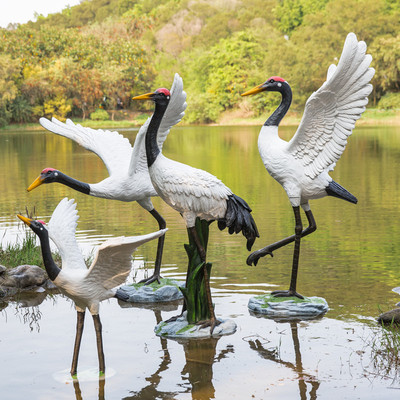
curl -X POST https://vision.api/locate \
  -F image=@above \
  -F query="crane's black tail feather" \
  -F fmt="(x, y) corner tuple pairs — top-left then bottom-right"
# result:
(218, 194), (259, 251)
(326, 180), (358, 204)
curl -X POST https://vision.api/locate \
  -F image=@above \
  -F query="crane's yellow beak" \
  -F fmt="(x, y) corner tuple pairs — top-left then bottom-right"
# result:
(17, 214), (32, 226)
(241, 84), (265, 97)
(27, 175), (44, 192)
(132, 92), (154, 101)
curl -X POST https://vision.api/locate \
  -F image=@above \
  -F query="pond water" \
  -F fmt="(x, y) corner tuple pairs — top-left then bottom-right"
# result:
(1, 124), (400, 399)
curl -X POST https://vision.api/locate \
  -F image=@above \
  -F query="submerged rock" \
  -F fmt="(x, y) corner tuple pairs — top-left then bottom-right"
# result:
(377, 308), (400, 325)
(248, 293), (329, 319)
(118, 278), (184, 303)
(0, 265), (47, 288)
(154, 311), (237, 338)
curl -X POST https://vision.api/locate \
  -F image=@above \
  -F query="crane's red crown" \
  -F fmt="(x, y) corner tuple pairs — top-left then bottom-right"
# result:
(268, 76), (285, 82)
(156, 88), (171, 96)
(37, 220), (46, 225)
(41, 167), (56, 174)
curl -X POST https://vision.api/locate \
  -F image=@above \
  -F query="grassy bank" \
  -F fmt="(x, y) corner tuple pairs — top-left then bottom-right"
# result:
(1, 109), (399, 132)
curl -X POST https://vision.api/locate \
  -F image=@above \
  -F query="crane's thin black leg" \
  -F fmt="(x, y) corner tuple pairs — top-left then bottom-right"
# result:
(272, 206), (304, 299)
(247, 209), (316, 266)
(140, 209), (166, 285)
(189, 226), (221, 334)
(71, 310), (85, 376)
(92, 314), (106, 375)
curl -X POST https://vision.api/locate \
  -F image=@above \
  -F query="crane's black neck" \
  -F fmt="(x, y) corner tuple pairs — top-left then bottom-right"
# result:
(37, 230), (61, 281)
(265, 83), (292, 127)
(55, 172), (91, 195)
(146, 101), (169, 167)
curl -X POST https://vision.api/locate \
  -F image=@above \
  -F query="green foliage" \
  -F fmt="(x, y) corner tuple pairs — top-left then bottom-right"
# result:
(378, 93), (400, 110)
(184, 31), (264, 123)
(0, 0), (398, 126)
(274, 0), (329, 35)
(90, 108), (110, 121)
(10, 96), (33, 123)
(180, 218), (212, 324)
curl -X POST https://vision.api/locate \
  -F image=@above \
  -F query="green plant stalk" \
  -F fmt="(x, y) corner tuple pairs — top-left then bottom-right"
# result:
(180, 218), (213, 324)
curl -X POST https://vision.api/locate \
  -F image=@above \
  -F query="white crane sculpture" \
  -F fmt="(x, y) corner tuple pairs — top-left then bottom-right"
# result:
(18, 198), (167, 376)
(132, 74), (259, 332)
(27, 74), (186, 285)
(241, 32), (374, 299)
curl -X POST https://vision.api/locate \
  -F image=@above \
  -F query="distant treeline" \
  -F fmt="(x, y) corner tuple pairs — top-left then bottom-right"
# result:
(0, 0), (398, 126)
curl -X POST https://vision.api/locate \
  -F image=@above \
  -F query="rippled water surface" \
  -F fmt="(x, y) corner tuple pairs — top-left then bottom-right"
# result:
(1, 124), (400, 399)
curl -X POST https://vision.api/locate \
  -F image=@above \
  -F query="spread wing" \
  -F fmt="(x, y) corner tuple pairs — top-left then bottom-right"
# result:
(47, 198), (86, 271)
(287, 32), (375, 179)
(39, 117), (134, 177)
(85, 229), (167, 289)
(129, 73), (187, 176)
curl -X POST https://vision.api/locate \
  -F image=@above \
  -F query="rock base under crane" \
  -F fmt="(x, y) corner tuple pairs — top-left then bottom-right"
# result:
(154, 311), (237, 338)
(118, 278), (184, 303)
(248, 294), (329, 319)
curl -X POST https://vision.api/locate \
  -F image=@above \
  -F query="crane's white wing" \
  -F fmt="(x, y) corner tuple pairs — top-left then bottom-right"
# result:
(287, 33), (375, 179)
(39, 117), (134, 177)
(85, 229), (167, 289)
(47, 198), (86, 270)
(129, 73), (187, 176)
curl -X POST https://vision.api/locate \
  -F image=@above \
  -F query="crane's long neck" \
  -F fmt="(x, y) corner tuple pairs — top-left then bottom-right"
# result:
(56, 172), (91, 195)
(37, 231), (61, 281)
(265, 84), (292, 127)
(146, 102), (168, 168)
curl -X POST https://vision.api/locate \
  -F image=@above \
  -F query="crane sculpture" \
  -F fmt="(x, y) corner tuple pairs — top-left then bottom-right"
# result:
(242, 32), (374, 299)
(18, 198), (166, 376)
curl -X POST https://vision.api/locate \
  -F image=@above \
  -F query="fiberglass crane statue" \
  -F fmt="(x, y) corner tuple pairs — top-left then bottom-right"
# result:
(27, 74), (186, 285)
(241, 32), (374, 299)
(18, 198), (166, 376)
(132, 75), (259, 332)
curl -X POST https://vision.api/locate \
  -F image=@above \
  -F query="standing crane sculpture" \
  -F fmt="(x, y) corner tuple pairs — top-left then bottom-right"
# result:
(18, 198), (166, 376)
(241, 32), (374, 299)
(27, 74), (186, 285)
(132, 75), (259, 332)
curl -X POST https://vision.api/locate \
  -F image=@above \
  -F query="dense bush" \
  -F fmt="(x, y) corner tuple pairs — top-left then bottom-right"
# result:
(90, 108), (110, 121)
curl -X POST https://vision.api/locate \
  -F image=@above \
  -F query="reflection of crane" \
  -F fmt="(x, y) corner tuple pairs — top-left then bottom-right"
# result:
(133, 78), (259, 331)
(18, 198), (166, 376)
(27, 74), (186, 285)
(242, 33), (374, 298)
(248, 321), (320, 399)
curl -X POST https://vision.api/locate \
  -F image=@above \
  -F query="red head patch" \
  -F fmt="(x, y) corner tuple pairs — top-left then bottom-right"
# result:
(41, 167), (56, 174)
(156, 88), (171, 96)
(37, 220), (46, 225)
(268, 76), (286, 82)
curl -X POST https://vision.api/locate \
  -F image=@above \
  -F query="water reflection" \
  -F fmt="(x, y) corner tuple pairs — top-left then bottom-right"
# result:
(73, 377), (105, 400)
(247, 321), (320, 399)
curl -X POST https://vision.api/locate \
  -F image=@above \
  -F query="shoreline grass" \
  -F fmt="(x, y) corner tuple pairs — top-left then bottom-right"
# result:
(1, 109), (399, 132)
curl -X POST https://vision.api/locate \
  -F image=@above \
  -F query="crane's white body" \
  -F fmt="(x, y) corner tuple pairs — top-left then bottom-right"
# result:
(149, 154), (232, 227)
(259, 33), (374, 209)
(47, 198), (167, 314)
(258, 125), (332, 209)
(39, 73), (187, 211)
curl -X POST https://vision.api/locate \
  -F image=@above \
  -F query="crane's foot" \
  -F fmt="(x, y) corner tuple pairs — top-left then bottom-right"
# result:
(246, 247), (274, 266)
(114, 288), (130, 302)
(164, 313), (183, 324)
(271, 290), (304, 300)
(139, 274), (162, 285)
(196, 318), (222, 334)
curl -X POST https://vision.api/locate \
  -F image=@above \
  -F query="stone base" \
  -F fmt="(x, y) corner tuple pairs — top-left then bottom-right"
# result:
(248, 294), (329, 319)
(154, 311), (237, 338)
(117, 278), (184, 303)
